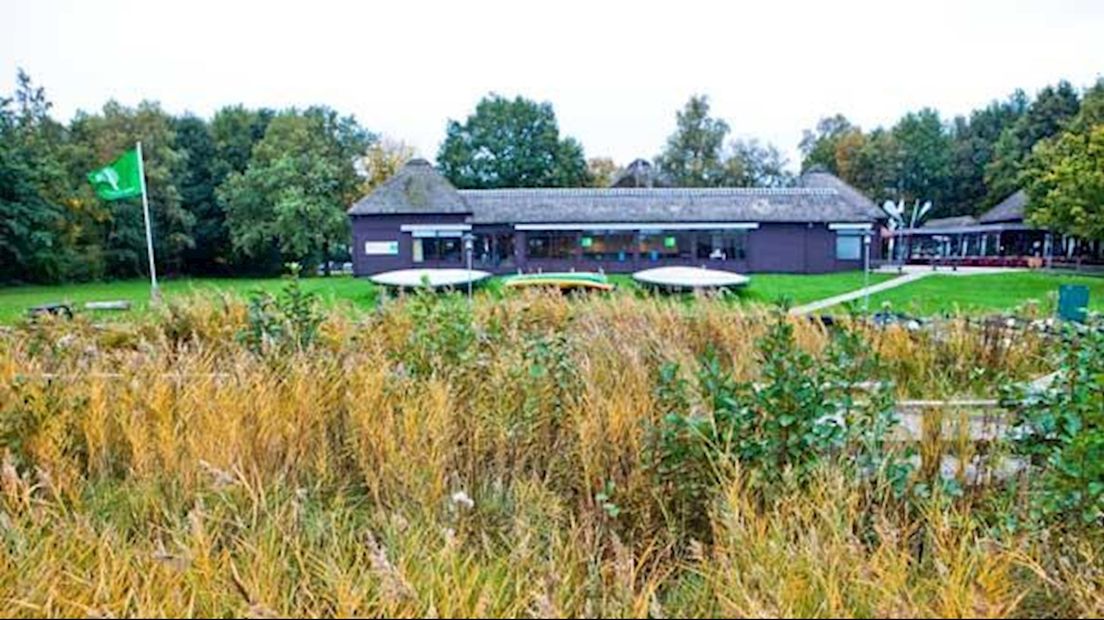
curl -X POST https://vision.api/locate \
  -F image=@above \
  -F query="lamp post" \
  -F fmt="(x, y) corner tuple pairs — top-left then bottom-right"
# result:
(463, 233), (475, 302)
(863, 232), (871, 313)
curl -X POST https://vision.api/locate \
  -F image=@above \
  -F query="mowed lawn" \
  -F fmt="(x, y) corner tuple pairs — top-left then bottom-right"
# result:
(855, 271), (1104, 315)
(0, 276), (380, 323)
(0, 271), (894, 323)
(3, 270), (1099, 322)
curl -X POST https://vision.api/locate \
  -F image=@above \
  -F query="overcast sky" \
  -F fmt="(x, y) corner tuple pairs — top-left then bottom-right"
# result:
(3, 0), (1103, 171)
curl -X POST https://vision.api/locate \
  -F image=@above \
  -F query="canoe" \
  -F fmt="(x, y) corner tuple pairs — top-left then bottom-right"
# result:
(632, 266), (750, 289)
(503, 272), (614, 291)
(369, 268), (492, 288)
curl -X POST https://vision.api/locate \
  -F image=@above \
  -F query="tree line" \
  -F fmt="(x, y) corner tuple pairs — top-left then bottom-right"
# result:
(2, 71), (1101, 285)
(799, 79), (1103, 220)
(1, 70), (376, 283)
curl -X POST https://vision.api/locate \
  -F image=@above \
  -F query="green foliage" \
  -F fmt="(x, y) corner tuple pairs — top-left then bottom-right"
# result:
(948, 93), (1028, 215)
(0, 70), (80, 283)
(1023, 80), (1104, 241)
(656, 95), (731, 187)
(985, 80), (1081, 205)
(69, 99), (194, 276)
(799, 114), (857, 174)
(238, 263), (323, 354)
(399, 288), (476, 377)
(220, 107), (372, 272)
(1004, 322), (1104, 527)
(723, 138), (793, 188)
(437, 94), (589, 189)
(1023, 125), (1104, 240)
(892, 108), (954, 216)
(798, 80), (1090, 218)
(657, 95), (791, 188)
(647, 315), (910, 534)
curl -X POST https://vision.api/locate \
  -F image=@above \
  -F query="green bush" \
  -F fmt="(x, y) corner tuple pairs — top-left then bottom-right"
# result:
(647, 314), (911, 534)
(238, 263), (323, 354)
(1005, 321), (1104, 527)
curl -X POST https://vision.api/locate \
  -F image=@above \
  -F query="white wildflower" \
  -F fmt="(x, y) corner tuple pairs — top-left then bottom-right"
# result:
(450, 490), (474, 510)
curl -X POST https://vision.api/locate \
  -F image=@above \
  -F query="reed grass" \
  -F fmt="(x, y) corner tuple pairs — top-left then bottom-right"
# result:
(0, 291), (1097, 618)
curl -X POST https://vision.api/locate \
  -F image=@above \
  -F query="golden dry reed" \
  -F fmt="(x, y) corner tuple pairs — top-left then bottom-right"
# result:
(0, 291), (1097, 618)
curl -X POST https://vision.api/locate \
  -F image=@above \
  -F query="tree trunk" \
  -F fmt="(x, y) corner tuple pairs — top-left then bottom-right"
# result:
(322, 241), (331, 277)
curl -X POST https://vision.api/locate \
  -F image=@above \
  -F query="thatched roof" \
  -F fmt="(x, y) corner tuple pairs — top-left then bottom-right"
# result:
(349, 161), (884, 224)
(461, 187), (879, 224)
(979, 190), (1027, 223)
(347, 159), (468, 215)
(796, 169), (885, 220)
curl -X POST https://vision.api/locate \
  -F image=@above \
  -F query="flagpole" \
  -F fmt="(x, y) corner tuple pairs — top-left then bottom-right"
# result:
(135, 141), (159, 301)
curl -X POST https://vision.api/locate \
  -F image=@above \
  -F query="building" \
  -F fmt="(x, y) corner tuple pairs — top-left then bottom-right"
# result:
(892, 190), (1103, 266)
(347, 159), (886, 276)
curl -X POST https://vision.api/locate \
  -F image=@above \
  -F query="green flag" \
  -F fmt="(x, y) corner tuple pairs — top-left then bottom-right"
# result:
(87, 148), (143, 201)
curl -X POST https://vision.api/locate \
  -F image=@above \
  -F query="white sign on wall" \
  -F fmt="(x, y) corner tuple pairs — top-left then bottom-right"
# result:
(364, 241), (399, 256)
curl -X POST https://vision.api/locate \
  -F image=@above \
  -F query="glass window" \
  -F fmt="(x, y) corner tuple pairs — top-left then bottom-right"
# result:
(581, 232), (635, 261)
(527, 233), (576, 259)
(474, 233), (515, 267)
(412, 234), (462, 262)
(640, 230), (693, 260)
(835, 232), (863, 260)
(696, 231), (747, 261)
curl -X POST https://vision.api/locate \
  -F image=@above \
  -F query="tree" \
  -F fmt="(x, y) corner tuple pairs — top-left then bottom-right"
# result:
(220, 107), (372, 274)
(210, 105), (274, 181)
(437, 94), (589, 188)
(0, 70), (74, 283)
(1024, 82), (1104, 240)
(848, 128), (900, 203)
(724, 139), (792, 187)
(799, 114), (857, 174)
(360, 136), (414, 191)
(891, 108), (953, 216)
(655, 95), (730, 187)
(68, 100), (192, 277)
(986, 81), (1080, 204)
(1024, 124), (1104, 240)
(947, 92), (1028, 214)
(172, 114), (225, 274)
(586, 157), (618, 188)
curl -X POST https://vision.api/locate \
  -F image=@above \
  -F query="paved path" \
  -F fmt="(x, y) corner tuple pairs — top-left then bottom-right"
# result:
(789, 272), (932, 316)
(789, 265), (1027, 316)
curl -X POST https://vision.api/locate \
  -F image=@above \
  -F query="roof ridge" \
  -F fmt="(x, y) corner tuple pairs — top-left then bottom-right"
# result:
(457, 187), (839, 197)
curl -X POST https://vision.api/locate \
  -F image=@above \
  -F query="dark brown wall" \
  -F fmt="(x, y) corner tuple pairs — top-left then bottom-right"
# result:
(350, 216), (878, 276)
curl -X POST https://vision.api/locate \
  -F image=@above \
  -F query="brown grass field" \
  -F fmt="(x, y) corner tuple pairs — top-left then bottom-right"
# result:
(0, 289), (1100, 617)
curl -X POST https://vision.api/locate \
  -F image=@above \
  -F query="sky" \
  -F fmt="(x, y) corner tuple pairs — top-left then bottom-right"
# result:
(3, 0), (1103, 171)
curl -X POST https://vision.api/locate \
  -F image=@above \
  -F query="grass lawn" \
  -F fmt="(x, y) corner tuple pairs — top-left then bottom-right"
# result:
(851, 271), (1104, 316)
(8, 270), (1090, 323)
(0, 271), (899, 323)
(736, 271), (895, 306)
(0, 276), (379, 323)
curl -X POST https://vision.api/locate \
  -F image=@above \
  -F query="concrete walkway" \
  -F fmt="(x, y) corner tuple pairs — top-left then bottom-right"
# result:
(789, 265), (1027, 316)
(789, 272), (931, 316)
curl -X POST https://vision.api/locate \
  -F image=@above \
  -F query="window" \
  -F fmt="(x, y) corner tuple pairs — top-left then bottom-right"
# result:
(640, 230), (693, 260)
(412, 234), (462, 263)
(835, 232), (863, 260)
(527, 233), (576, 259)
(696, 231), (747, 261)
(581, 232), (635, 261)
(474, 233), (515, 267)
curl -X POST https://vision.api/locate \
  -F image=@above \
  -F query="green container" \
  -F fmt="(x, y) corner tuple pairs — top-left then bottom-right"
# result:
(1058, 284), (1089, 322)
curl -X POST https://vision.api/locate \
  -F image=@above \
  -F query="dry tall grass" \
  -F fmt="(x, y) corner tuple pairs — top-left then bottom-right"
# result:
(0, 291), (1098, 617)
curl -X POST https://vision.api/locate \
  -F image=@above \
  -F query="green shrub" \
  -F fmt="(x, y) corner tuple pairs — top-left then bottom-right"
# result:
(238, 263), (322, 354)
(647, 313), (911, 534)
(1005, 321), (1104, 527)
